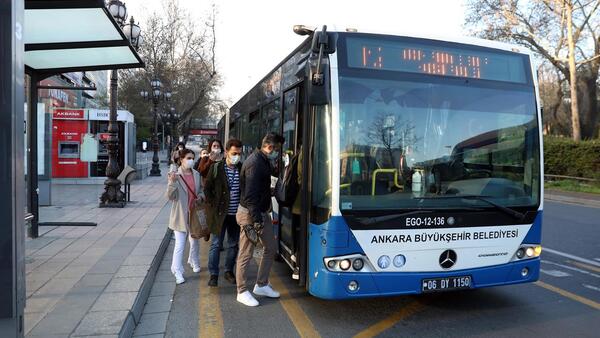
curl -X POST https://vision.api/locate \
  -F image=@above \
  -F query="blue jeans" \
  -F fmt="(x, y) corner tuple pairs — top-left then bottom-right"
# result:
(208, 215), (240, 276)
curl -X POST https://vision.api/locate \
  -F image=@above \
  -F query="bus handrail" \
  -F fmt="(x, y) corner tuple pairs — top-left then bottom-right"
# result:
(372, 169), (404, 195)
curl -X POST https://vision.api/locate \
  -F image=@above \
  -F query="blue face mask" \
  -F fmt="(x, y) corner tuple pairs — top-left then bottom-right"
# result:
(267, 151), (279, 160)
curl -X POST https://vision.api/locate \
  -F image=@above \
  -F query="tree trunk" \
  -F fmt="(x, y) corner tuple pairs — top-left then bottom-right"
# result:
(566, 2), (582, 141)
(577, 73), (600, 139)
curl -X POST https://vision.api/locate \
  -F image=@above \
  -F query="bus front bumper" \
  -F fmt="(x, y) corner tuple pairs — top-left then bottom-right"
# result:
(308, 258), (540, 300)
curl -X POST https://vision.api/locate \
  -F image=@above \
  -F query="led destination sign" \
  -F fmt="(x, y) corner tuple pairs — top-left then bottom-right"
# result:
(346, 37), (528, 84)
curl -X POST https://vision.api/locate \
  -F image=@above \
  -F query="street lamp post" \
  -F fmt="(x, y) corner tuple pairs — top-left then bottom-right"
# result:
(141, 79), (171, 176)
(166, 107), (179, 164)
(100, 1), (141, 208)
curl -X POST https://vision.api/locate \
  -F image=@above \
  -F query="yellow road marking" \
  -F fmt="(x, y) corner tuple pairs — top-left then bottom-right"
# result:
(198, 243), (224, 338)
(353, 300), (425, 338)
(535, 281), (600, 311)
(266, 266), (321, 338)
(568, 260), (600, 274)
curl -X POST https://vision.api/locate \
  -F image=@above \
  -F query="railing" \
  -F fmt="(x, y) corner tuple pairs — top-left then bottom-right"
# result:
(544, 174), (598, 182)
(372, 169), (404, 195)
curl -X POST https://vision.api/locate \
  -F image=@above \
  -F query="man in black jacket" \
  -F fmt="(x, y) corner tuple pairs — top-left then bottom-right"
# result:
(235, 132), (284, 307)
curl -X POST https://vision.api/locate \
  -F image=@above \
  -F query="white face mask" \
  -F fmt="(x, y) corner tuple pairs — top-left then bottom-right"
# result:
(229, 155), (240, 165)
(183, 159), (194, 169)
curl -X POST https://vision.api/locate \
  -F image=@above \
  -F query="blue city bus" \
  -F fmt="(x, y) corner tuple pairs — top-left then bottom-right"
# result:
(220, 26), (543, 299)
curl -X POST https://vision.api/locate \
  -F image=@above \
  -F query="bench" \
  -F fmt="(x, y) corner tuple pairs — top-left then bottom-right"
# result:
(118, 165), (137, 203)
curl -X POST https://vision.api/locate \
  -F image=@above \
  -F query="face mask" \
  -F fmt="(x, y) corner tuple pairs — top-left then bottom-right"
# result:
(267, 151), (279, 160)
(184, 159), (194, 168)
(229, 155), (240, 165)
(178, 146), (184, 150)
(212, 148), (221, 154)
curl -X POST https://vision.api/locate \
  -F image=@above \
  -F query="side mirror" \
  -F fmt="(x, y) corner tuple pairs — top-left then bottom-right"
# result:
(307, 26), (337, 105)
(308, 56), (330, 105)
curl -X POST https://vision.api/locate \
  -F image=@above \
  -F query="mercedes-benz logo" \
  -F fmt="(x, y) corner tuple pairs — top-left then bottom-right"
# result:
(439, 249), (457, 269)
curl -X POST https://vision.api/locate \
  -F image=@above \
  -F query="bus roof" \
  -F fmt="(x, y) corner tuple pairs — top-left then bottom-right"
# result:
(228, 26), (534, 111)
(322, 25), (533, 57)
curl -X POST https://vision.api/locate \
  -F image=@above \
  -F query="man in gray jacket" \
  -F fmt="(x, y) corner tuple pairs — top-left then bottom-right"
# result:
(235, 132), (284, 307)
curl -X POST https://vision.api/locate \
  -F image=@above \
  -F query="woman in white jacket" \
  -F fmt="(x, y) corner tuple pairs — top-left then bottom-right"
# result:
(166, 148), (205, 284)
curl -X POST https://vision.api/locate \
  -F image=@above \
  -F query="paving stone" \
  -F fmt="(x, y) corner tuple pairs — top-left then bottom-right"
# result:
(105, 277), (145, 292)
(91, 292), (138, 312)
(132, 312), (169, 336)
(26, 178), (171, 338)
(123, 254), (156, 266)
(149, 281), (176, 296)
(131, 246), (160, 256)
(24, 295), (55, 314)
(73, 310), (129, 336)
(90, 259), (124, 274)
(26, 278), (49, 296)
(52, 291), (99, 313)
(115, 265), (151, 278)
(28, 311), (85, 335)
(33, 277), (79, 296)
(78, 273), (113, 287)
(142, 295), (173, 314)
(24, 311), (45, 335)
(154, 269), (173, 282)
(52, 265), (90, 279)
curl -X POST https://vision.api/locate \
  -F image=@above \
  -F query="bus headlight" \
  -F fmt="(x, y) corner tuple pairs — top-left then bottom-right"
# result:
(339, 259), (351, 271)
(323, 254), (375, 272)
(514, 245), (542, 261)
(348, 280), (359, 292)
(525, 247), (535, 257)
(378, 255), (391, 269)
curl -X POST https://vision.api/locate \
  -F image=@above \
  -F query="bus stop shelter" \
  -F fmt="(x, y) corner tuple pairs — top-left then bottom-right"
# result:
(1, 0), (144, 336)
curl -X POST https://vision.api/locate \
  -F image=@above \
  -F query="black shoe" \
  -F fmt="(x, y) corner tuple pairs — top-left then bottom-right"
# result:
(224, 271), (236, 285)
(208, 275), (218, 287)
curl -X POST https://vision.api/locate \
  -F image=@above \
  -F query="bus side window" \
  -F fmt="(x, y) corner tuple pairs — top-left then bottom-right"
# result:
(283, 88), (298, 166)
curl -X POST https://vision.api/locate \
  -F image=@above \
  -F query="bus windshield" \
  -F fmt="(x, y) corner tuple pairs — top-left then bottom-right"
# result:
(338, 57), (540, 212)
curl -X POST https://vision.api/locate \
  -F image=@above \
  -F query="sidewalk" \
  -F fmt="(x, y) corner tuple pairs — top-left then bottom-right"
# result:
(25, 167), (172, 338)
(545, 189), (600, 208)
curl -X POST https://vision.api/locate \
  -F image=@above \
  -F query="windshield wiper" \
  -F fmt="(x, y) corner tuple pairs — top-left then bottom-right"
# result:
(414, 195), (525, 221)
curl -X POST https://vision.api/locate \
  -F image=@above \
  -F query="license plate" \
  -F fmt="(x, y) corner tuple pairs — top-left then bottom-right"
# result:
(421, 275), (472, 293)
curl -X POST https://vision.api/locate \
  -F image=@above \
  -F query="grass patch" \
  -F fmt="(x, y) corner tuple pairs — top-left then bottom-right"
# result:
(545, 179), (600, 194)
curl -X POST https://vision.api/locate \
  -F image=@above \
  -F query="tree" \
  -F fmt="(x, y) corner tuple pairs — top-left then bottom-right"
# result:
(538, 62), (570, 135)
(366, 113), (419, 167)
(118, 0), (222, 142)
(465, 0), (600, 140)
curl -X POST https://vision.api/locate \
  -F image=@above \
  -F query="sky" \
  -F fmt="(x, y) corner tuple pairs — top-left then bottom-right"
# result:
(125, 0), (468, 106)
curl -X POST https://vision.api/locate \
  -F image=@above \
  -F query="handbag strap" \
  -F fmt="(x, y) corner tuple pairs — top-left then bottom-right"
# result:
(179, 174), (198, 200)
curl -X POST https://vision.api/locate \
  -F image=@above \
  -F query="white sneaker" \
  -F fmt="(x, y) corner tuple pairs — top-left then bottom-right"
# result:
(237, 291), (259, 307)
(174, 272), (185, 285)
(188, 259), (201, 273)
(253, 284), (280, 298)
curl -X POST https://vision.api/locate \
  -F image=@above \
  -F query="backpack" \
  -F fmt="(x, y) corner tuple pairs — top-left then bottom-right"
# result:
(275, 153), (300, 207)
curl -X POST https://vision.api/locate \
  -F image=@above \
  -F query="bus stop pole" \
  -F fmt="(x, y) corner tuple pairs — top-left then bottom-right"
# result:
(28, 72), (40, 239)
(0, 0), (26, 336)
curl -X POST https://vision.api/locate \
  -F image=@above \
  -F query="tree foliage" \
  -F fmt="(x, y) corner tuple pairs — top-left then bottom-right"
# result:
(118, 0), (224, 141)
(465, 0), (600, 140)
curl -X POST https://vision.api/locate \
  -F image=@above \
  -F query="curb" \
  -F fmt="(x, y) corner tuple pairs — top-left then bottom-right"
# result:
(118, 227), (173, 338)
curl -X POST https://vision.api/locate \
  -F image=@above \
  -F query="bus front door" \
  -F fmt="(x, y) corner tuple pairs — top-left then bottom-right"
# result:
(278, 87), (302, 278)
